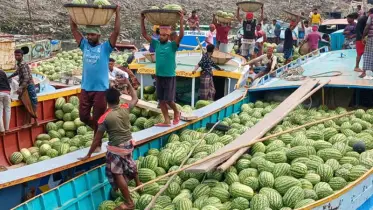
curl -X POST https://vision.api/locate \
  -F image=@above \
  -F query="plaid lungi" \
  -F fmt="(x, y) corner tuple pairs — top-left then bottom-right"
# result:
(363, 37), (373, 71)
(199, 72), (215, 100)
(105, 142), (137, 189)
(19, 84), (38, 118)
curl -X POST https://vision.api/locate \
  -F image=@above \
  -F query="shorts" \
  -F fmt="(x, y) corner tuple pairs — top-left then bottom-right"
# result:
(356, 40), (365, 56)
(79, 90), (107, 132)
(241, 39), (255, 57)
(156, 76), (176, 102)
(284, 48), (294, 60)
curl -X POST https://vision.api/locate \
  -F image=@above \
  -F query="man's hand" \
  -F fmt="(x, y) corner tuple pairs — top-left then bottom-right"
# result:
(179, 11), (184, 20)
(16, 89), (23, 95)
(192, 70), (196, 74)
(116, 5), (121, 14)
(78, 155), (91, 161)
(117, 77), (131, 85)
(141, 13), (146, 20)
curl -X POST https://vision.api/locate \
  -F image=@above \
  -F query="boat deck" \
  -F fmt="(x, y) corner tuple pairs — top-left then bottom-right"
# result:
(251, 49), (373, 91)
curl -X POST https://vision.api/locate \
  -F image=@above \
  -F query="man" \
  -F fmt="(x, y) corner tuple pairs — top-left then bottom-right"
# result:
(273, 19), (282, 44)
(79, 81), (142, 210)
(109, 58), (129, 94)
(243, 46), (277, 80)
(187, 10), (200, 31)
(141, 11), (184, 127)
(255, 23), (266, 56)
(305, 25), (322, 52)
(355, 11), (369, 72)
(8, 49), (38, 127)
(263, 18), (275, 43)
(284, 19), (299, 64)
(360, 8), (373, 78)
(311, 9), (322, 25)
(0, 69), (11, 135)
(149, 26), (160, 53)
(343, 14), (357, 49)
(300, 20), (312, 41)
(357, 5), (364, 18)
(213, 14), (231, 52)
(205, 24), (215, 46)
(236, 6), (264, 59)
(69, 6), (120, 146)
(192, 44), (222, 100)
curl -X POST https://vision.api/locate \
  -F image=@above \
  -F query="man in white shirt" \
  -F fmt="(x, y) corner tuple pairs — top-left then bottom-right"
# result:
(243, 47), (277, 80)
(109, 58), (129, 93)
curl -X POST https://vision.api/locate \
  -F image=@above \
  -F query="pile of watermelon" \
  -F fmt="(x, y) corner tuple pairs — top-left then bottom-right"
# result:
(9, 96), (101, 165)
(99, 101), (373, 210)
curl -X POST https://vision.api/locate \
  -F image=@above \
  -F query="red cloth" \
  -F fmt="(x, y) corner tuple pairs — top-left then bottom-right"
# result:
(215, 24), (231, 44)
(246, 12), (254, 20)
(356, 40), (365, 56)
(79, 90), (107, 133)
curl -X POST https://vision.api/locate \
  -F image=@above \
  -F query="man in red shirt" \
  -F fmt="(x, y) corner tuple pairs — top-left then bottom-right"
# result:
(212, 14), (231, 53)
(187, 10), (200, 31)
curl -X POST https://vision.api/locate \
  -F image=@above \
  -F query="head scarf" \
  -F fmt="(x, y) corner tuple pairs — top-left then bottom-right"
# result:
(85, 26), (101, 35)
(246, 12), (254, 20)
(312, 25), (318, 31)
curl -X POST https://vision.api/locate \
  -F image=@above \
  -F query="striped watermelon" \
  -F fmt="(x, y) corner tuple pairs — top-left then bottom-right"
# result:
(155, 196), (172, 208)
(306, 130), (323, 140)
(303, 189), (318, 200)
(192, 184), (210, 200)
(20, 148), (31, 159)
(304, 173), (321, 185)
(235, 159), (251, 172)
(250, 194), (270, 210)
(274, 176), (302, 195)
(204, 133), (220, 145)
(283, 186), (304, 208)
(259, 187), (283, 209)
(325, 159), (340, 171)
(328, 177), (347, 190)
(265, 151), (287, 163)
(209, 187), (230, 202)
(166, 182), (181, 199)
(55, 97), (66, 110)
(272, 163), (291, 178)
(290, 162), (308, 178)
(218, 135), (233, 145)
(241, 176), (259, 191)
(231, 197), (249, 210)
(46, 149), (58, 158)
(349, 165), (368, 181)
(224, 172), (240, 185)
(316, 164), (334, 182)
(141, 155), (158, 170)
(39, 144), (52, 155)
(251, 142), (266, 154)
(143, 182), (160, 196)
(58, 143), (69, 155)
(136, 194), (153, 210)
(230, 182), (254, 200)
(175, 198), (192, 210)
(317, 148), (343, 161)
(258, 171), (275, 188)
(314, 182), (334, 199)
(300, 178), (313, 189)
(10, 152), (23, 164)
(286, 146), (309, 160)
(328, 133), (347, 144)
(238, 168), (258, 182)
(294, 199), (316, 209)
(138, 168), (156, 183)
(323, 128), (338, 141)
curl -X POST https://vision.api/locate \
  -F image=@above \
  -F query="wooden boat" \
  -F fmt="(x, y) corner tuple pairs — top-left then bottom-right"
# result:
(0, 49), (248, 209)
(12, 46), (373, 210)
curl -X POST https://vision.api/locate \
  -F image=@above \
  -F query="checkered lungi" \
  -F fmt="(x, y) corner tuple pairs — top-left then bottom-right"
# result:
(199, 72), (215, 101)
(364, 37), (373, 71)
(105, 141), (137, 189)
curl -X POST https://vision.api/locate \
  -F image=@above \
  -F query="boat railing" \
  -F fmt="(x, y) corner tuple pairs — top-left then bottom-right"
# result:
(251, 46), (329, 87)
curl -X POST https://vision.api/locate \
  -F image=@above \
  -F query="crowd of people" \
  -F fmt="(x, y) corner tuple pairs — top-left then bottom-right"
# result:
(0, 4), (373, 210)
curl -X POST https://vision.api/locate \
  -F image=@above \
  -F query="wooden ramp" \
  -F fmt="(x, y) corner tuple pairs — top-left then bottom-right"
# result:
(186, 79), (322, 173)
(120, 94), (198, 121)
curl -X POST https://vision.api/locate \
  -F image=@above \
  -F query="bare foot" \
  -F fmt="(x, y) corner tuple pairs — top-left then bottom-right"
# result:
(354, 68), (363, 72)
(1, 131), (5, 136)
(359, 72), (366, 78)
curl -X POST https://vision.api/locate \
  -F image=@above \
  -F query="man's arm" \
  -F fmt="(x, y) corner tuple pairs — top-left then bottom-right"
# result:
(212, 14), (217, 25)
(19, 65), (31, 90)
(243, 55), (264, 66)
(236, 7), (242, 22)
(117, 77), (138, 109)
(175, 11), (184, 45)
(141, 14), (152, 42)
(70, 18), (83, 45)
(78, 130), (105, 160)
(109, 6), (121, 48)
(363, 16), (371, 38)
(270, 56), (278, 71)
(8, 70), (18, 79)
(260, 6), (264, 23)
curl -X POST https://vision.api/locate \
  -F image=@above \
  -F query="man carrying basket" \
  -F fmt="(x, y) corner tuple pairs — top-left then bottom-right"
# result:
(141, 11), (184, 127)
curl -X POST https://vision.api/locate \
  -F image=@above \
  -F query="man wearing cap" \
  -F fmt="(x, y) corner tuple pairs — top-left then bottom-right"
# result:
(69, 6), (120, 149)
(236, 6), (264, 60)
(141, 11), (184, 127)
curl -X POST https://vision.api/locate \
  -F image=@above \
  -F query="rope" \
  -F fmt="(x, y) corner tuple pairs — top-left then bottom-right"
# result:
(280, 66), (343, 81)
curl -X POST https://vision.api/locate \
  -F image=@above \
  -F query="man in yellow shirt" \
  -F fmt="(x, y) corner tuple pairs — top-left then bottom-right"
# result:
(310, 9), (322, 25)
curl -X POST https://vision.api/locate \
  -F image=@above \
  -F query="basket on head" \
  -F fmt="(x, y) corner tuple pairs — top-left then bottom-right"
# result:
(64, 4), (117, 26)
(211, 51), (233, 65)
(283, 10), (305, 21)
(144, 53), (156, 63)
(236, 1), (263, 12)
(142, 9), (181, 26)
(216, 16), (235, 24)
(299, 41), (310, 56)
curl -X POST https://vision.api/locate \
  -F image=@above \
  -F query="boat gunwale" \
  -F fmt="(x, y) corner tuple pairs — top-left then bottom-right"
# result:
(0, 88), (247, 189)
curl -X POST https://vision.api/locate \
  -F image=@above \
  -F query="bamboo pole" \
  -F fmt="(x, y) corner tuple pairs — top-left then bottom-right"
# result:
(144, 121), (221, 210)
(217, 80), (330, 172)
(130, 111), (354, 193)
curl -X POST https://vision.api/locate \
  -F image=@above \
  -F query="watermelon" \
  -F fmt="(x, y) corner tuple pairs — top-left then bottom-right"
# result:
(282, 186), (304, 208)
(55, 97), (66, 110)
(10, 152), (23, 164)
(230, 182), (254, 200)
(63, 121), (77, 131)
(250, 194), (270, 210)
(68, 96), (79, 107)
(258, 171), (275, 188)
(62, 103), (75, 113)
(55, 110), (64, 120)
(231, 197), (249, 210)
(46, 122), (58, 132)
(274, 176), (301, 195)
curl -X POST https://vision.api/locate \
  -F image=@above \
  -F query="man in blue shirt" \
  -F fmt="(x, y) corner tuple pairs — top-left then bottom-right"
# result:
(70, 6), (120, 148)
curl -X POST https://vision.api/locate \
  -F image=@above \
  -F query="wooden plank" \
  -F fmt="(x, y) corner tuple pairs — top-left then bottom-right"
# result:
(120, 94), (198, 121)
(186, 79), (320, 173)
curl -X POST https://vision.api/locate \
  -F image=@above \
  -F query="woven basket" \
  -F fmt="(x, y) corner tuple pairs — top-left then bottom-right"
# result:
(64, 4), (117, 26)
(142, 9), (181, 26)
(216, 16), (235, 24)
(144, 53), (156, 63)
(299, 41), (310, 55)
(236, 1), (263, 12)
(211, 51), (233, 65)
(283, 10), (306, 21)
